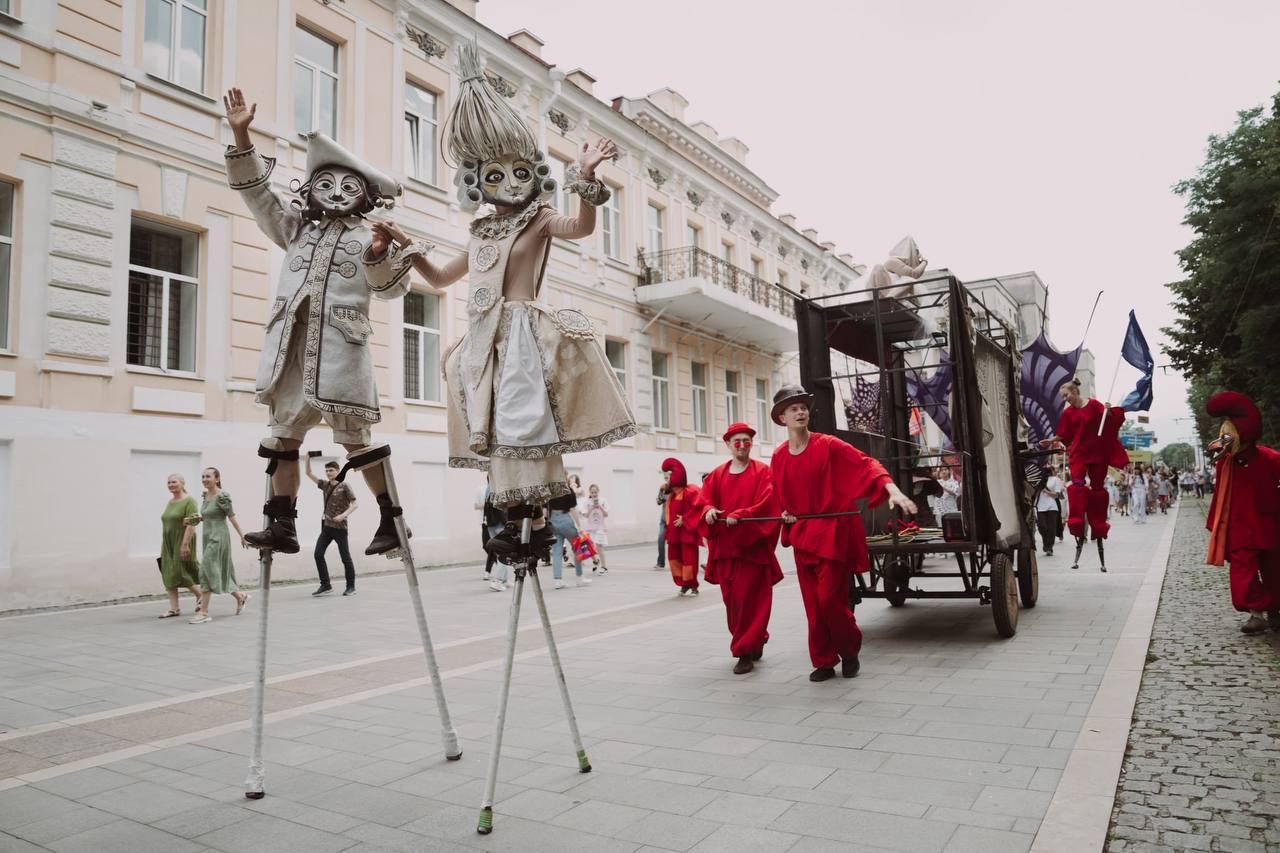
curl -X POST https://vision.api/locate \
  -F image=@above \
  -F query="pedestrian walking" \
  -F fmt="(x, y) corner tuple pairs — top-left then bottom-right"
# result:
(582, 484), (609, 574)
(187, 467), (249, 624)
(661, 458), (702, 596)
(157, 474), (202, 619)
(476, 484), (510, 591)
(697, 423), (783, 674)
(654, 480), (669, 571)
(769, 385), (917, 682)
(1130, 468), (1149, 524)
(305, 456), (359, 596)
(1036, 466), (1064, 556)
(1194, 471), (1206, 498)
(547, 498), (590, 589)
(1156, 472), (1171, 514)
(934, 466), (960, 516)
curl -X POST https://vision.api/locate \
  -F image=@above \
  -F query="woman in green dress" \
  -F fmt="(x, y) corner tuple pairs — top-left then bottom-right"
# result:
(159, 474), (202, 618)
(188, 467), (249, 624)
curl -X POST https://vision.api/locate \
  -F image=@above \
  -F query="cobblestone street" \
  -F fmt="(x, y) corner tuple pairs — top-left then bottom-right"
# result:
(1107, 498), (1280, 853)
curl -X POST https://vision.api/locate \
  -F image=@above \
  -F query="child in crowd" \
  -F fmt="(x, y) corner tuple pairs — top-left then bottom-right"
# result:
(583, 484), (610, 574)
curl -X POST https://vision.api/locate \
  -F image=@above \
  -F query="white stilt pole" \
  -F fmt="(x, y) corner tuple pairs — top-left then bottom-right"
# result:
(477, 528), (526, 835)
(527, 567), (591, 773)
(244, 477), (273, 799)
(380, 461), (461, 760)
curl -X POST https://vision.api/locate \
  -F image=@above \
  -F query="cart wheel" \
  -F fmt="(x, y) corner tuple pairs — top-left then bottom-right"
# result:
(884, 556), (911, 607)
(1016, 547), (1039, 609)
(990, 552), (1019, 638)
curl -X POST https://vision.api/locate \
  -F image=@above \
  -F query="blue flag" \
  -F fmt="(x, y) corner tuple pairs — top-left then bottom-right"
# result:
(1119, 310), (1154, 411)
(1020, 332), (1082, 447)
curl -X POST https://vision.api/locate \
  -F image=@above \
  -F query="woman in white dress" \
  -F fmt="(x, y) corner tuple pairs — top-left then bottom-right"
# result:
(1130, 467), (1148, 524)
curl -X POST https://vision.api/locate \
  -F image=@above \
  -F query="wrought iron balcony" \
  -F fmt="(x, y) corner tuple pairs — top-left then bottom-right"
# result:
(638, 247), (795, 319)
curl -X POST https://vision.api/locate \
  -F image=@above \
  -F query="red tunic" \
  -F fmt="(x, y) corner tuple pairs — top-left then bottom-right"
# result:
(696, 459), (783, 585)
(1057, 399), (1128, 468)
(769, 432), (891, 574)
(1206, 443), (1280, 553)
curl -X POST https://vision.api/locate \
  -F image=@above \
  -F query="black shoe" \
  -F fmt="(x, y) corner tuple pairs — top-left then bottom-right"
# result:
(751, 651), (764, 662)
(841, 657), (860, 678)
(312, 584), (332, 596)
(366, 493), (403, 556)
(245, 496), (300, 554)
(1044, 549), (1053, 556)
(1268, 611), (1280, 632)
(484, 523), (521, 558)
(343, 586), (356, 596)
(733, 657), (754, 675)
(809, 667), (836, 682)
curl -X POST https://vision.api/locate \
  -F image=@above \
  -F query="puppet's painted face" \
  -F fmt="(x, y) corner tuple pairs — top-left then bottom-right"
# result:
(1207, 418), (1241, 462)
(478, 154), (538, 208)
(308, 167), (368, 217)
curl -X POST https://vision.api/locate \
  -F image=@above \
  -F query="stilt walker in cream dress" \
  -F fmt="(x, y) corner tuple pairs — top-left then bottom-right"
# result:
(373, 42), (635, 835)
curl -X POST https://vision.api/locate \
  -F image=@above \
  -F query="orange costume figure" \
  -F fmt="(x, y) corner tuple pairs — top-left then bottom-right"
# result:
(696, 423), (783, 674)
(661, 458), (702, 596)
(1204, 391), (1280, 634)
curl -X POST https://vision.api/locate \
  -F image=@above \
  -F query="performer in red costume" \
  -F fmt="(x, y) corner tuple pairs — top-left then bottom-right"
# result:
(661, 458), (702, 596)
(768, 385), (917, 682)
(1039, 377), (1127, 571)
(1204, 391), (1280, 635)
(697, 422), (783, 675)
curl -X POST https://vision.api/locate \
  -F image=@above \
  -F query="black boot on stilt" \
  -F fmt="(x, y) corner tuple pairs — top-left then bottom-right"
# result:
(245, 496), (299, 554)
(1097, 539), (1107, 573)
(1071, 536), (1085, 570)
(366, 493), (403, 556)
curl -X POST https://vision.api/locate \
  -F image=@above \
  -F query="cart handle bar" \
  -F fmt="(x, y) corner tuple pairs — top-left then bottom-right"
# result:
(733, 511), (862, 523)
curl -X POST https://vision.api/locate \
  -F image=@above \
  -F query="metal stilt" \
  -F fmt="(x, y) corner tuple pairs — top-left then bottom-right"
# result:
(1071, 535), (1085, 570)
(477, 515), (591, 835)
(244, 477), (273, 799)
(1097, 539), (1107, 573)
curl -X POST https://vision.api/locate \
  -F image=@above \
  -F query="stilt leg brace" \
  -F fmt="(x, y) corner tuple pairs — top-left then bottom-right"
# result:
(334, 443), (390, 482)
(257, 442), (299, 476)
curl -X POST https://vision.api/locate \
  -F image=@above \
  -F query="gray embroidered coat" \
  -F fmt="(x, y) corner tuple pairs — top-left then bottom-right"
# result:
(226, 147), (418, 422)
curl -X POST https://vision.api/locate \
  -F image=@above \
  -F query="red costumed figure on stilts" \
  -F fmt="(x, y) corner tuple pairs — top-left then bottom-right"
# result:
(1040, 377), (1127, 571)
(661, 458), (702, 596)
(1204, 391), (1280, 635)
(768, 385), (918, 682)
(696, 422), (783, 675)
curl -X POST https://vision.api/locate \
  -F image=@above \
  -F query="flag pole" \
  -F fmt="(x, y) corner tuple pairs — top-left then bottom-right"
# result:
(1080, 291), (1103, 344)
(1098, 356), (1122, 437)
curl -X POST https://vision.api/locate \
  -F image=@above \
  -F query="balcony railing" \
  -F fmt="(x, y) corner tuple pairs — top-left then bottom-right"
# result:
(637, 246), (796, 319)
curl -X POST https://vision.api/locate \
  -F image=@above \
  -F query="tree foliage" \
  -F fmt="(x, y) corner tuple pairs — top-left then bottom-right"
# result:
(1164, 90), (1280, 448)
(1156, 442), (1196, 470)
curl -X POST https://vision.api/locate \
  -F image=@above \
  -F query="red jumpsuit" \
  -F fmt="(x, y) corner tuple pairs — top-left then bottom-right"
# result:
(770, 433), (891, 668)
(661, 458), (702, 590)
(696, 459), (783, 658)
(1056, 399), (1127, 540)
(1206, 443), (1280, 613)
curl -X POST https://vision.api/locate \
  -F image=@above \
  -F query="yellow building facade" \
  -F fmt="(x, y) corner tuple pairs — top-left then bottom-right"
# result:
(0, 0), (864, 609)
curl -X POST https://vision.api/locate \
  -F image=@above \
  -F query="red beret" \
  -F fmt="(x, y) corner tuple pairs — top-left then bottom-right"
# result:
(1206, 391), (1262, 443)
(722, 422), (756, 443)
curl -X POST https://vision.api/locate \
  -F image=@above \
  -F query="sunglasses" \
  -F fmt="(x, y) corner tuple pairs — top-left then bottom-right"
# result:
(729, 439), (753, 447)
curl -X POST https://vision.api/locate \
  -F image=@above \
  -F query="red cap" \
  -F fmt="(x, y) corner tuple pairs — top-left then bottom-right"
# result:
(1206, 391), (1262, 443)
(722, 422), (756, 443)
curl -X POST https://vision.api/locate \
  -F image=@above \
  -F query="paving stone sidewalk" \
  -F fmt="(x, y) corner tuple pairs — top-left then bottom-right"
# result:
(1106, 498), (1280, 853)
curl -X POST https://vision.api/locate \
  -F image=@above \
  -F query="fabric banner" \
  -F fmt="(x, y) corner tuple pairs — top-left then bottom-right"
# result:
(906, 352), (954, 442)
(1020, 332), (1081, 446)
(1119, 310), (1155, 411)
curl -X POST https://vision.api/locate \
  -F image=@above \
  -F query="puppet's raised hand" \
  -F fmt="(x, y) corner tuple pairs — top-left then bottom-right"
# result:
(223, 88), (256, 148)
(578, 138), (617, 179)
(369, 220), (408, 257)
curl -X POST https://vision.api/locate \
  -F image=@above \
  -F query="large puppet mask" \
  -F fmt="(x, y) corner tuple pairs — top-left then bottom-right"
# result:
(307, 167), (368, 218)
(1206, 419), (1240, 463)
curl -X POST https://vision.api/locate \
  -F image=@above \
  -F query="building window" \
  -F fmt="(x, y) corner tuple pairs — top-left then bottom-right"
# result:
(403, 290), (441, 402)
(691, 361), (708, 434)
(602, 186), (622, 260)
(647, 203), (664, 255)
(0, 181), (11, 351)
(755, 378), (769, 434)
(725, 370), (740, 425)
(651, 351), (670, 430)
(127, 221), (198, 373)
(606, 339), (626, 390)
(721, 242), (733, 266)
(550, 156), (572, 211)
(778, 269), (789, 291)
(143, 0), (207, 91)
(294, 26), (338, 137)
(686, 223), (700, 249)
(751, 257), (763, 280)
(404, 81), (438, 185)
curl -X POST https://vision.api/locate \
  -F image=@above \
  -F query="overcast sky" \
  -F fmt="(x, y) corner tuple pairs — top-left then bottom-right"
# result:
(476, 0), (1280, 454)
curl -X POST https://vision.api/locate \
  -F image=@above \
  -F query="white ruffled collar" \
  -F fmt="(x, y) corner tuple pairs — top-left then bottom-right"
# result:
(470, 202), (544, 241)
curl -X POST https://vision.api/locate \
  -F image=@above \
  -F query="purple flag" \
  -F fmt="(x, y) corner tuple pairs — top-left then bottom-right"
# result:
(1020, 331), (1081, 446)
(906, 352), (954, 442)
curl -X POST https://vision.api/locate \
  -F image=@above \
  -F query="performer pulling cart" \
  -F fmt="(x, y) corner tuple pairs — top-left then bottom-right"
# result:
(379, 41), (636, 835)
(1204, 392), (1280, 634)
(1038, 378), (1128, 571)
(221, 89), (460, 799)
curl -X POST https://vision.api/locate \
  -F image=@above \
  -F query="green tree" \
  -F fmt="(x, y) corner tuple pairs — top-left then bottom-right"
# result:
(1156, 442), (1195, 470)
(1164, 89), (1280, 447)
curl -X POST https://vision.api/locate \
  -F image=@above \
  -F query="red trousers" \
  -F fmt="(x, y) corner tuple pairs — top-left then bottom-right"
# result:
(1227, 549), (1280, 613)
(714, 560), (773, 657)
(668, 541), (699, 589)
(1067, 461), (1111, 540)
(795, 554), (862, 668)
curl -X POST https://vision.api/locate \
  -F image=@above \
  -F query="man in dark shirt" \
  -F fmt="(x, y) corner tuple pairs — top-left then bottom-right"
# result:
(305, 456), (359, 596)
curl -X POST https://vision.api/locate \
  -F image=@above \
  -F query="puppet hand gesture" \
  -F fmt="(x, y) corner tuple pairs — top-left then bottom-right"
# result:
(578, 138), (617, 179)
(223, 88), (256, 148)
(369, 220), (409, 258)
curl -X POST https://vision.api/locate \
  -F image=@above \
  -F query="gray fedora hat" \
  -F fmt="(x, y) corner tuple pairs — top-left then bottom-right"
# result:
(771, 384), (815, 426)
